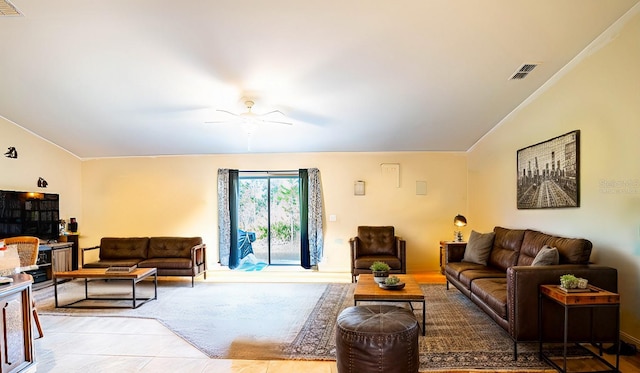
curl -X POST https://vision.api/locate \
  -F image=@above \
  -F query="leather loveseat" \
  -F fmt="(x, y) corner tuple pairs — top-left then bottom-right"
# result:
(444, 226), (618, 358)
(82, 237), (207, 286)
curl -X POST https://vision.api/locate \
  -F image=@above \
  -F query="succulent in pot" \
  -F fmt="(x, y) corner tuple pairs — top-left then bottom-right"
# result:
(384, 275), (401, 286)
(560, 274), (579, 289)
(370, 261), (391, 283)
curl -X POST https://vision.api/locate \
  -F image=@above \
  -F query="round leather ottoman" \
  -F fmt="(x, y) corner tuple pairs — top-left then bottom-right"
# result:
(336, 305), (419, 373)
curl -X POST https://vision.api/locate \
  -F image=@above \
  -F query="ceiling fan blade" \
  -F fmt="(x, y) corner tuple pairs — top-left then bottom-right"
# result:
(259, 110), (286, 117)
(215, 109), (241, 117)
(264, 120), (293, 126)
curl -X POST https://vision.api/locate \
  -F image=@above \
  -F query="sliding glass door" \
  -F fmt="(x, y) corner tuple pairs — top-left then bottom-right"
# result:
(238, 173), (301, 265)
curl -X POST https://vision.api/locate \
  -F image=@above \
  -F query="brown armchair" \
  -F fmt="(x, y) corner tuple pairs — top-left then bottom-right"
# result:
(349, 226), (406, 282)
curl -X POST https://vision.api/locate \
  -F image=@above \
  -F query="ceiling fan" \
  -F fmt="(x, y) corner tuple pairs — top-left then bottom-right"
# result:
(205, 100), (293, 129)
(205, 99), (293, 151)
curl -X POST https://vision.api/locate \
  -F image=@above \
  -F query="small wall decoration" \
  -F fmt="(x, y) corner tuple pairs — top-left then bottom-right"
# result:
(354, 180), (365, 196)
(4, 147), (17, 159)
(37, 177), (48, 188)
(517, 130), (580, 209)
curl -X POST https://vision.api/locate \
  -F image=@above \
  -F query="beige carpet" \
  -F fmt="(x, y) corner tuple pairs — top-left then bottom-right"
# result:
(35, 280), (326, 359)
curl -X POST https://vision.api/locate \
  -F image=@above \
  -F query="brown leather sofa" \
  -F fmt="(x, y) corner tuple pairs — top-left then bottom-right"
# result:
(349, 226), (406, 282)
(82, 237), (207, 286)
(445, 226), (618, 358)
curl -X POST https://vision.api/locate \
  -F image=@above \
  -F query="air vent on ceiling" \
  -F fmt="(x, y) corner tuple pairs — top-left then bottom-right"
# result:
(0, 0), (21, 16)
(509, 63), (539, 80)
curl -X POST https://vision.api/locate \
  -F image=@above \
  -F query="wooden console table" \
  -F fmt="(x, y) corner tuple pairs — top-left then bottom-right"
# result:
(539, 284), (620, 373)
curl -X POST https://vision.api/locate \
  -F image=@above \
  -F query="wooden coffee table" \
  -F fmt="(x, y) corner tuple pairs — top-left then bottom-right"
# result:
(354, 274), (426, 335)
(54, 267), (157, 309)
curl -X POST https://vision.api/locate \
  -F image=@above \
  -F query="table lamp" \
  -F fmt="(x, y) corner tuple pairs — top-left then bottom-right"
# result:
(453, 214), (467, 242)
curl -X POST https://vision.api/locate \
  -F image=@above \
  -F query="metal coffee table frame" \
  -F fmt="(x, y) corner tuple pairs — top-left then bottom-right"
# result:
(54, 268), (157, 309)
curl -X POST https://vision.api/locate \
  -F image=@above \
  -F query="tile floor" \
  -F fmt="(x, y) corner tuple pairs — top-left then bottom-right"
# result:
(35, 315), (337, 373)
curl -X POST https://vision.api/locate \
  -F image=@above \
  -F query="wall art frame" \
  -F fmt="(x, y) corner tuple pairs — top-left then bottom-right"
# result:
(516, 130), (580, 209)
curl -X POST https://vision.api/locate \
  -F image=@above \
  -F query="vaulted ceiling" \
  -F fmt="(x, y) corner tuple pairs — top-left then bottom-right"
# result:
(1, 0), (638, 158)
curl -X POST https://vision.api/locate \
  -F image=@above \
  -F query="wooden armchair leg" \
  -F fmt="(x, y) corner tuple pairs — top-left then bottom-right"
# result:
(32, 300), (44, 339)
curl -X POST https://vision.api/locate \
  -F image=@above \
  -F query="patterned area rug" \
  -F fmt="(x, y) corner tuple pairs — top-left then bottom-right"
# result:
(285, 283), (550, 371)
(35, 280), (551, 371)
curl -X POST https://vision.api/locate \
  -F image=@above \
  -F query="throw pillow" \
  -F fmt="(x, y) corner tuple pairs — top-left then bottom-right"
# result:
(531, 245), (559, 266)
(462, 230), (495, 266)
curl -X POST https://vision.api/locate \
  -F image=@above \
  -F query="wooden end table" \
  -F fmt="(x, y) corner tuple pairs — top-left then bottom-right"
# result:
(354, 274), (426, 335)
(54, 267), (158, 309)
(539, 284), (620, 373)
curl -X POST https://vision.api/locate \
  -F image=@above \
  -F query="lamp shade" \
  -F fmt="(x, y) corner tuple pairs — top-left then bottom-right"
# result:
(453, 214), (467, 227)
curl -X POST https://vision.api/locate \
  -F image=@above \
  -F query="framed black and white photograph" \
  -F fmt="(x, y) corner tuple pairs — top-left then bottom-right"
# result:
(516, 130), (580, 209)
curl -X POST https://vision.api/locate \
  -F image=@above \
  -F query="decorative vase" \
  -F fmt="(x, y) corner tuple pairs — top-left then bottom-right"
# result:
(373, 270), (389, 283)
(577, 278), (588, 289)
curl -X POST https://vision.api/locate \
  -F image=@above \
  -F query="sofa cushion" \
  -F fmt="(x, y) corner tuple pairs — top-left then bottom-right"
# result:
(357, 226), (396, 257)
(471, 278), (508, 319)
(462, 230), (495, 266)
(99, 237), (149, 260)
(354, 256), (402, 270)
(531, 245), (559, 266)
(444, 261), (485, 281)
(138, 257), (192, 269)
(458, 268), (505, 289)
(147, 237), (202, 259)
(488, 227), (525, 271)
(518, 230), (592, 265)
(83, 258), (142, 268)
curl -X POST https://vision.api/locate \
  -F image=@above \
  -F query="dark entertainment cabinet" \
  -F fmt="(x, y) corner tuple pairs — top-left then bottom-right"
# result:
(0, 191), (60, 240)
(24, 242), (73, 290)
(1, 190), (79, 290)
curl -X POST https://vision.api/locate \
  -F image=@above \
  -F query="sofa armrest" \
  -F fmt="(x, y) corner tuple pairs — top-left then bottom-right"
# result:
(445, 243), (466, 263)
(81, 246), (100, 266)
(396, 237), (406, 273)
(507, 264), (618, 341)
(191, 243), (207, 268)
(348, 237), (358, 261)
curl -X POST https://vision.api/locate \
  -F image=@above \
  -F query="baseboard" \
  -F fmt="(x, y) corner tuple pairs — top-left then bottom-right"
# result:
(621, 330), (640, 345)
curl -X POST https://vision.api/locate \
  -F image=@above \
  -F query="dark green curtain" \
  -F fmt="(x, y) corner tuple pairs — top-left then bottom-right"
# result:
(228, 169), (240, 269)
(299, 169), (310, 269)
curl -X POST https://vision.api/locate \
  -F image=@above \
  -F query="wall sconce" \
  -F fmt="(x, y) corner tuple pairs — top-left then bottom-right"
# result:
(4, 147), (18, 159)
(37, 177), (48, 188)
(354, 180), (365, 196)
(453, 214), (467, 242)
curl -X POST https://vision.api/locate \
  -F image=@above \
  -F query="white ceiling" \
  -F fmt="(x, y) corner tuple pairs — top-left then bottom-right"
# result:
(1, 0), (638, 158)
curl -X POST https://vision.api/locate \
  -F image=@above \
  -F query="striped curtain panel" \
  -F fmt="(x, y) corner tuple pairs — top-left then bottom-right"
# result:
(300, 168), (324, 268)
(217, 168), (239, 268)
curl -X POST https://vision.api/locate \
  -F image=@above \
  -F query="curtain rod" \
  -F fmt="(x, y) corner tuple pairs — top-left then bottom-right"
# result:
(239, 170), (298, 173)
(239, 170), (300, 176)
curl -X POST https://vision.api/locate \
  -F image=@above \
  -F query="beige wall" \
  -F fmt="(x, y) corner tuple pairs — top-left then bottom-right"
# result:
(0, 117), (82, 228)
(81, 152), (467, 272)
(468, 9), (640, 340)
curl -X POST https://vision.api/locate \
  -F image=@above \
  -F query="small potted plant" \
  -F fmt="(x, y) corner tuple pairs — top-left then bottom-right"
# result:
(370, 261), (391, 283)
(380, 275), (405, 289)
(560, 274), (579, 289)
(384, 275), (401, 285)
